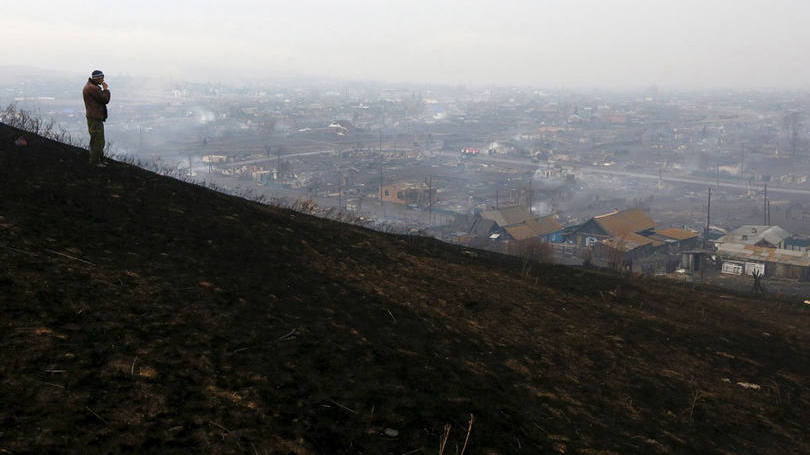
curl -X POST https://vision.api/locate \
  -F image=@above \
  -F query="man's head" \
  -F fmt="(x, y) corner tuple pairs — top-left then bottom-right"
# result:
(91, 70), (104, 83)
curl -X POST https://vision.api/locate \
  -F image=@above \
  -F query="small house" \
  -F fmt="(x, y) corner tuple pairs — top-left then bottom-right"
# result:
(717, 243), (810, 281)
(569, 208), (656, 248)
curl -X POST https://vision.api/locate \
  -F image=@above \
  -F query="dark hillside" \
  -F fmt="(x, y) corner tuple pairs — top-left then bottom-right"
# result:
(1, 123), (809, 454)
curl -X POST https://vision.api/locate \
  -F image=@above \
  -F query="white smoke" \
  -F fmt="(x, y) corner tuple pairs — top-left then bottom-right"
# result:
(533, 201), (553, 216)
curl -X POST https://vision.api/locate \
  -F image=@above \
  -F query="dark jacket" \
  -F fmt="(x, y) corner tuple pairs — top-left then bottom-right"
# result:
(83, 79), (111, 121)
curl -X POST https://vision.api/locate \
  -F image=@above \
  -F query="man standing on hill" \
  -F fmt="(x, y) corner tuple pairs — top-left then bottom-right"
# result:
(82, 70), (111, 167)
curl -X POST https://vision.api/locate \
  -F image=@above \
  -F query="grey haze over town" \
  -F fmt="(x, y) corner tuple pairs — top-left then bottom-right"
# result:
(4, 0), (810, 292)
(5, 0), (810, 88)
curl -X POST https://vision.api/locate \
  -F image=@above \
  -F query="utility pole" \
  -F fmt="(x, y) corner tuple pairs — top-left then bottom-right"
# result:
(338, 173), (342, 211)
(764, 184), (768, 225)
(379, 166), (383, 208)
(379, 131), (384, 211)
(767, 200), (771, 226)
(705, 187), (711, 249)
(716, 163), (720, 189)
(427, 176), (433, 226)
(276, 147), (281, 178)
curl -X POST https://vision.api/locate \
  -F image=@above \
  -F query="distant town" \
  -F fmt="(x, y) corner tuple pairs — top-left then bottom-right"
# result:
(3, 68), (810, 294)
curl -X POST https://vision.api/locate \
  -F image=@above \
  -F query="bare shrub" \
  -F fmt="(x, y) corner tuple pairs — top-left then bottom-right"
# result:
(291, 198), (318, 214)
(1, 104), (82, 147)
(508, 238), (554, 263)
(507, 238), (554, 278)
(0, 104), (428, 239)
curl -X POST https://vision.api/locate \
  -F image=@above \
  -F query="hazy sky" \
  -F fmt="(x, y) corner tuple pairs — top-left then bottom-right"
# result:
(4, 0), (810, 89)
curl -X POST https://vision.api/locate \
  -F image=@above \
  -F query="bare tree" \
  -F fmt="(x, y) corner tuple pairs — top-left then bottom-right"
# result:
(752, 269), (765, 294)
(603, 237), (628, 272)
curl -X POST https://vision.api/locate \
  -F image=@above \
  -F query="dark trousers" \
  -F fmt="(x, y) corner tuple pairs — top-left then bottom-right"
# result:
(87, 118), (105, 164)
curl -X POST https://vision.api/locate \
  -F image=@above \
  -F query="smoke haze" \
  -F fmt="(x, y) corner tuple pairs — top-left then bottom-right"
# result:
(3, 0), (810, 89)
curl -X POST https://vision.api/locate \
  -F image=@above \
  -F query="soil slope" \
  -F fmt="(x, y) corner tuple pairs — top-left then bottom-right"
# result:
(1, 123), (809, 454)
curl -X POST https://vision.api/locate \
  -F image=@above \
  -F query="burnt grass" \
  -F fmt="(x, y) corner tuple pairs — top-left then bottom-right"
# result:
(1, 123), (810, 455)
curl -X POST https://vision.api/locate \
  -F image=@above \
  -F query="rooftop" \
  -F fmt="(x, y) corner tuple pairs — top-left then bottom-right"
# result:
(717, 243), (810, 268)
(502, 215), (563, 241)
(593, 208), (656, 237)
(654, 227), (699, 241)
(719, 225), (792, 247)
(480, 205), (533, 227)
(602, 232), (654, 251)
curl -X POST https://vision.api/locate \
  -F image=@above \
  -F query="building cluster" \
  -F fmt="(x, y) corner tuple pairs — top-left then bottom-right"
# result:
(715, 225), (810, 281)
(441, 205), (810, 282)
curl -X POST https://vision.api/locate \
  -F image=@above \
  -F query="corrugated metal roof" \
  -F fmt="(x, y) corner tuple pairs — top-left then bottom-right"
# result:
(503, 217), (560, 241)
(504, 223), (540, 241)
(718, 225), (791, 246)
(593, 208), (655, 237)
(602, 232), (653, 251)
(481, 206), (533, 227)
(655, 227), (699, 241)
(717, 243), (810, 267)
